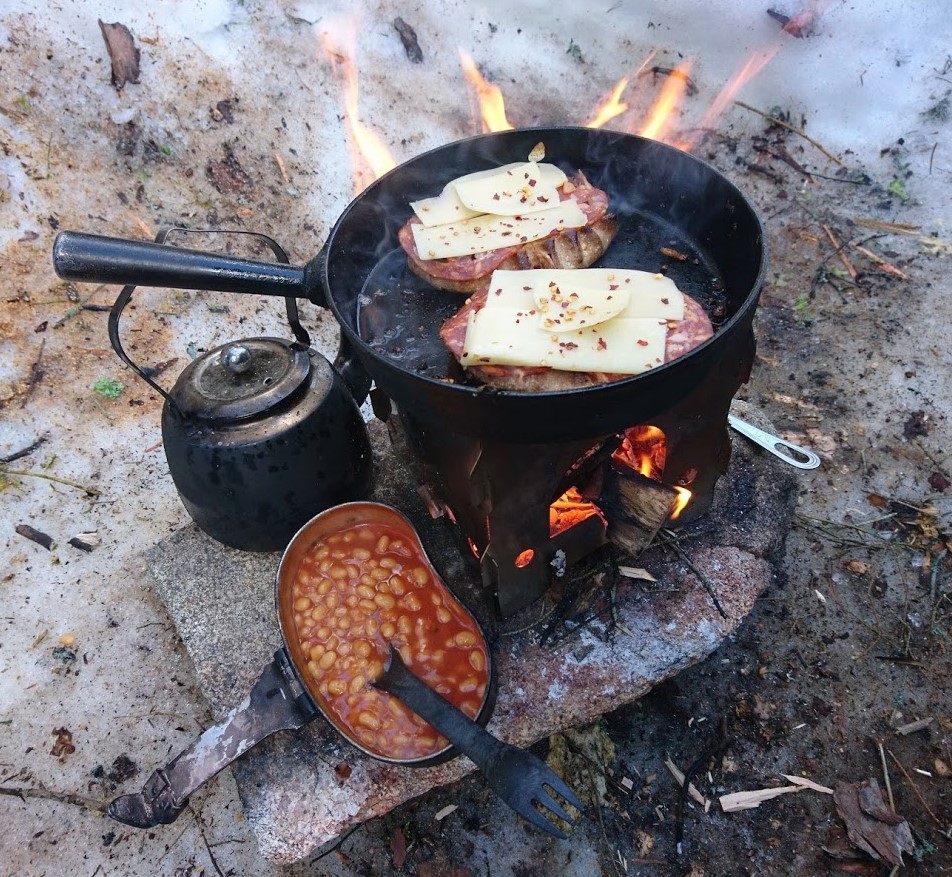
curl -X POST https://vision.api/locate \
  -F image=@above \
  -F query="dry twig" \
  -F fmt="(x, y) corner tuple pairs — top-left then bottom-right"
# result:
(734, 100), (844, 165)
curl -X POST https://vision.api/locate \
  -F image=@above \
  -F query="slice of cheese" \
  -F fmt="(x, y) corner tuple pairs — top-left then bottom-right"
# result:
(410, 163), (567, 227)
(453, 162), (561, 216)
(484, 269), (685, 324)
(532, 281), (631, 332)
(410, 201), (588, 261)
(460, 307), (668, 374)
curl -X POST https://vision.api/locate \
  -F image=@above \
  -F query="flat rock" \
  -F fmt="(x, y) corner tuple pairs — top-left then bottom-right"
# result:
(146, 409), (796, 863)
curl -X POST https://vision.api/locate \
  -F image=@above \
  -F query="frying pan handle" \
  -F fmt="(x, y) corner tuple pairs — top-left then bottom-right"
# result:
(53, 230), (315, 298)
(107, 649), (317, 828)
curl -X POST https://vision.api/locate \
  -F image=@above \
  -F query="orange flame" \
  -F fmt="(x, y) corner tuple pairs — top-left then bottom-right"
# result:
(681, 43), (783, 150)
(639, 61), (692, 142)
(585, 77), (630, 128)
(670, 486), (692, 521)
(459, 49), (513, 132)
(320, 21), (396, 193)
(549, 486), (602, 537)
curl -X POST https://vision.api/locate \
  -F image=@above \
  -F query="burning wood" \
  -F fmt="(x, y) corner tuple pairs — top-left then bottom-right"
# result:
(600, 465), (679, 558)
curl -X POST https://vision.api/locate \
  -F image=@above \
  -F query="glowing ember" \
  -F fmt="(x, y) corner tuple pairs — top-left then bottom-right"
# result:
(514, 549), (535, 568)
(459, 49), (514, 132)
(549, 486), (603, 537)
(613, 425), (667, 481)
(320, 21), (396, 193)
(639, 61), (692, 142)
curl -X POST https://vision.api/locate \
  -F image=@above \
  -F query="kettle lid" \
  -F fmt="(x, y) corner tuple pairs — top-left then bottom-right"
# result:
(171, 337), (311, 421)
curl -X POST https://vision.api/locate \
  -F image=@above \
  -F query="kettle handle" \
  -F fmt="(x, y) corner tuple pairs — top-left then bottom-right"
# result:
(106, 228), (311, 412)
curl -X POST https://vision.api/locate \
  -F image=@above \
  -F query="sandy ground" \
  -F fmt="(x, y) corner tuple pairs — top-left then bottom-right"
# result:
(1, 1), (950, 875)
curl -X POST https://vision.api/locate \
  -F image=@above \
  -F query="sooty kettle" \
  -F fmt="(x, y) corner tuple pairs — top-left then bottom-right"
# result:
(107, 229), (372, 552)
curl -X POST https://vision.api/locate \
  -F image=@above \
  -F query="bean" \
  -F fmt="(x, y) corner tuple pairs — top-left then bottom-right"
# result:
(309, 643), (325, 661)
(344, 594), (359, 609)
(357, 711), (380, 730)
(401, 593), (422, 612)
(315, 546), (330, 560)
(374, 592), (396, 610)
(375, 534), (390, 553)
(318, 650), (337, 671)
(293, 596), (312, 612)
(357, 598), (377, 613)
(388, 576), (407, 596)
(410, 567), (430, 586)
(378, 556), (397, 570)
(310, 604), (328, 621)
(328, 678), (346, 697)
(454, 630), (478, 648)
(345, 564), (360, 579)
(331, 549), (346, 559)
(398, 644), (413, 666)
(316, 625), (332, 641)
(380, 621), (396, 639)
(329, 564), (348, 580)
(336, 615), (351, 630)
(349, 673), (366, 694)
(459, 677), (478, 693)
(397, 615), (412, 636)
(353, 639), (373, 658)
(469, 649), (485, 672)
(436, 607), (452, 624)
(356, 584), (375, 600)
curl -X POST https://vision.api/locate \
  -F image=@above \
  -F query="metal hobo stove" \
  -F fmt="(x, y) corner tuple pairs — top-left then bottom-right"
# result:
(390, 318), (755, 618)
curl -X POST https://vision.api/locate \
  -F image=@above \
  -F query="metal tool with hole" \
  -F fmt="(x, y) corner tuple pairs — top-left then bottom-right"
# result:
(728, 415), (821, 470)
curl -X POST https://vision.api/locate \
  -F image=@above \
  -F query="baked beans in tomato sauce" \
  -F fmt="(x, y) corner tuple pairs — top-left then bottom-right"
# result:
(288, 521), (489, 761)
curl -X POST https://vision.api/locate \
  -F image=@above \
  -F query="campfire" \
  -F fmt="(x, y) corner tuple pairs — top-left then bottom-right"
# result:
(314, 23), (771, 617)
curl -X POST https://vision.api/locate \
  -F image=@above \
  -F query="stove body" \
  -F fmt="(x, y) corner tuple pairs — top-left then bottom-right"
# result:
(395, 323), (756, 617)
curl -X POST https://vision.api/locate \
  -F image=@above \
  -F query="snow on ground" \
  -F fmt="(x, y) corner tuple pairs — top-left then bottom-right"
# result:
(0, 0), (948, 873)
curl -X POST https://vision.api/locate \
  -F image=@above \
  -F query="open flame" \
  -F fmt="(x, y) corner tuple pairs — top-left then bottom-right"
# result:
(459, 49), (514, 132)
(319, 20), (396, 193)
(639, 61), (692, 142)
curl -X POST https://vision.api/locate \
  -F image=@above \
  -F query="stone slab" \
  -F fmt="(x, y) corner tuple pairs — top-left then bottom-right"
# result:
(145, 406), (796, 863)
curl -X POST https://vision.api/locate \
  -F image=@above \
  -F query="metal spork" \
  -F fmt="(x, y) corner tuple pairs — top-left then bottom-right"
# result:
(375, 647), (584, 839)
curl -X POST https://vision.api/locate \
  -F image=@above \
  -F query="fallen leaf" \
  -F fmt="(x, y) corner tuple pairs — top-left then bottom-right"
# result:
(832, 778), (914, 866)
(98, 21), (140, 89)
(390, 827), (406, 870)
(50, 727), (75, 759)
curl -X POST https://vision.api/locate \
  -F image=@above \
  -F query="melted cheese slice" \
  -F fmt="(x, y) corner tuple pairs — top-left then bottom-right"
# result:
(485, 269), (684, 328)
(460, 309), (668, 374)
(410, 163), (568, 227)
(453, 162), (561, 216)
(410, 201), (587, 261)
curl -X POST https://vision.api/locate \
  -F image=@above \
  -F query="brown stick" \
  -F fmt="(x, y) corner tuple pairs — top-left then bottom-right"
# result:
(886, 748), (943, 827)
(848, 242), (909, 280)
(0, 784), (107, 814)
(734, 100), (844, 165)
(822, 224), (858, 281)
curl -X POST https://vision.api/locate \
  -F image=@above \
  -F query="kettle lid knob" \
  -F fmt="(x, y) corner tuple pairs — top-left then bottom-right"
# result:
(222, 344), (253, 374)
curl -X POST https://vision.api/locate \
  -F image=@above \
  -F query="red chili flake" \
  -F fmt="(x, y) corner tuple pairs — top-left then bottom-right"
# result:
(538, 195), (549, 203)
(492, 193), (501, 200)
(560, 341), (578, 350)
(494, 288), (503, 296)
(519, 236), (528, 242)
(561, 301), (570, 308)
(522, 285), (531, 291)
(661, 297), (669, 304)
(597, 337), (608, 350)
(501, 231), (513, 237)
(528, 177), (537, 186)
(637, 339), (649, 347)
(609, 284), (619, 290)
(473, 226), (481, 233)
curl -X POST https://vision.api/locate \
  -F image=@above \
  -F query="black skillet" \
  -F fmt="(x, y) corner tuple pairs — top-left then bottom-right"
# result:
(53, 127), (767, 443)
